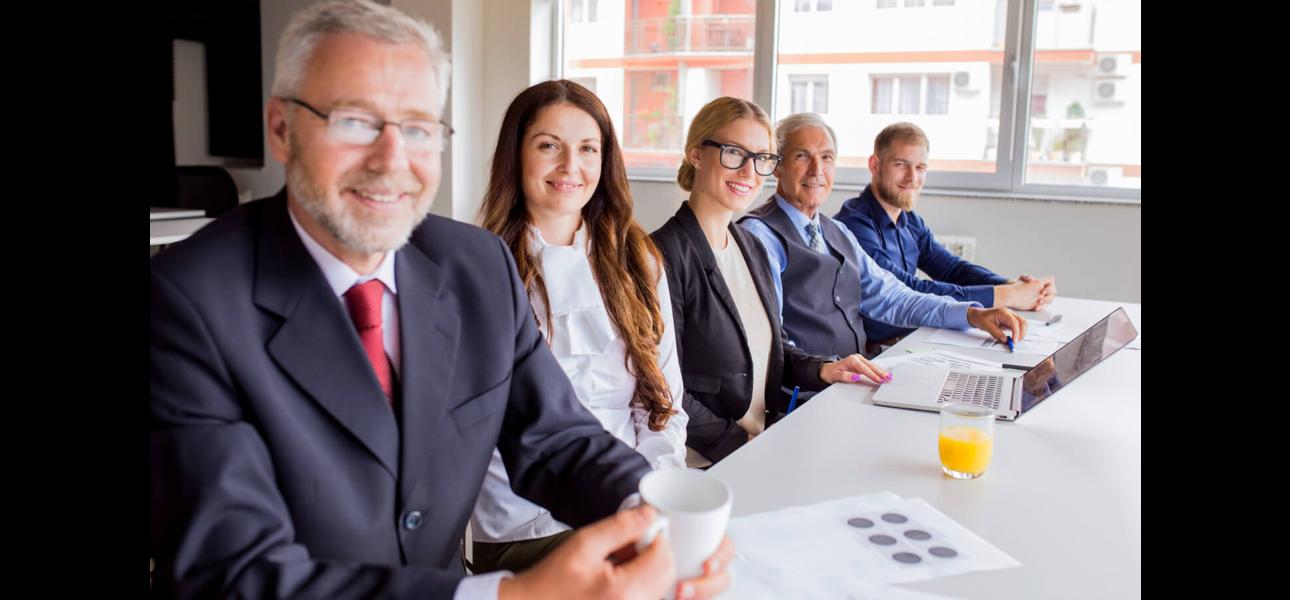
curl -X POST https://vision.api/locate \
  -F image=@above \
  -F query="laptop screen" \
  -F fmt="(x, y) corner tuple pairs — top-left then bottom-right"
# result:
(1019, 307), (1138, 413)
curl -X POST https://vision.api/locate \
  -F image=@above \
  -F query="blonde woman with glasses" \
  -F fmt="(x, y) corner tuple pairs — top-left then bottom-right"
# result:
(651, 98), (889, 467)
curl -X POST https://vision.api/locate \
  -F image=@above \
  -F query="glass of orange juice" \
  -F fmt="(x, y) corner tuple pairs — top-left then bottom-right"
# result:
(939, 402), (995, 479)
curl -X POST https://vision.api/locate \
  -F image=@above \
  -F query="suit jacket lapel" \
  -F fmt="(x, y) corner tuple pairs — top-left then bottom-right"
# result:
(678, 203), (749, 349)
(253, 194), (400, 479)
(393, 241), (460, 506)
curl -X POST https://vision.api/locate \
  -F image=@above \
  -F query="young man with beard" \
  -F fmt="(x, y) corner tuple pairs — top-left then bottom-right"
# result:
(149, 2), (731, 598)
(835, 122), (1057, 345)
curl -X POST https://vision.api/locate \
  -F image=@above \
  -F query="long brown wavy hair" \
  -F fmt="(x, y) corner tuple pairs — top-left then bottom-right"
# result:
(479, 80), (676, 431)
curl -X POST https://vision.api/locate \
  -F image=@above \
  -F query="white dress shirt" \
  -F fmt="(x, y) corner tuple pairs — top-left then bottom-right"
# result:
(471, 223), (688, 544)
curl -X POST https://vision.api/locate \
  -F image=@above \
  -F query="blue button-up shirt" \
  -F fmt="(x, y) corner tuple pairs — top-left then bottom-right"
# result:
(835, 186), (1008, 340)
(740, 195), (978, 343)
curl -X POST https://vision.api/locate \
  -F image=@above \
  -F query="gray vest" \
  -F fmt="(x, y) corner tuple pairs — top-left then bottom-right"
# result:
(742, 200), (866, 358)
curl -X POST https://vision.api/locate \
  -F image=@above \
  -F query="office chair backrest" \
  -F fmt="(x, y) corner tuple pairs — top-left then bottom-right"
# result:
(173, 165), (239, 218)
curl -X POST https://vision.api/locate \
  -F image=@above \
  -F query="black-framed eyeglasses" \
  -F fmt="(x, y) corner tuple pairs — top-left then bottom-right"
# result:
(282, 96), (454, 153)
(702, 140), (781, 176)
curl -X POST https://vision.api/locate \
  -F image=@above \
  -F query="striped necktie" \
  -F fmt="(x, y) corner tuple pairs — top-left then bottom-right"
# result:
(805, 221), (825, 254)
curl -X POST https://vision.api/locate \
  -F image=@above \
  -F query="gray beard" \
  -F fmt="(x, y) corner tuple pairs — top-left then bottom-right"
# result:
(286, 159), (427, 256)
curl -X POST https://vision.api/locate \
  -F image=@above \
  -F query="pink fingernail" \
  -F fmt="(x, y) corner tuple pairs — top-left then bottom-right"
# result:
(851, 374), (861, 382)
(679, 583), (695, 599)
(885, 373), (894, 382)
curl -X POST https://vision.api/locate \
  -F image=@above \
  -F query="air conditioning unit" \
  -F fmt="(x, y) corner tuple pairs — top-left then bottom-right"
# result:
(937, 235), (977, 262)
(1094, 53), (1131, 78)
(1085, 166), (1120, 186)
(953, 71), (971, 89)
(1092, 80), (1121, 104)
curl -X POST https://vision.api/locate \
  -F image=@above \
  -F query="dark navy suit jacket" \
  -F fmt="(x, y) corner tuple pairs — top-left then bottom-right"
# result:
(150, 190), (649, 598)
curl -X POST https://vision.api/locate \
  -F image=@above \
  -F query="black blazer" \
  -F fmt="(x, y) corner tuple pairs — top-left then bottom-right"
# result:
(150, 191), (649, 598)
(651, 201), (827, 463)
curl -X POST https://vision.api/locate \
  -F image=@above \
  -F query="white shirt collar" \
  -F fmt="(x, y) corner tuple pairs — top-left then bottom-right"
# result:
(288, 207), (398, 298)
(526, 220), (589, 255)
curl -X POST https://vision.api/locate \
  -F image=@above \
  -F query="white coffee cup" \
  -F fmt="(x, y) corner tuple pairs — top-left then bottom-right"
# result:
(635, 468), (733, 583)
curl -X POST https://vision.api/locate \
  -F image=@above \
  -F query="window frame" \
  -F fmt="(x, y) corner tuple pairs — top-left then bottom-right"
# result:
(556, 0), (1140, 201)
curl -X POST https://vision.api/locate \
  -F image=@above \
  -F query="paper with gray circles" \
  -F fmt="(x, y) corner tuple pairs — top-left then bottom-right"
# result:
(718, 491), (1020, 599)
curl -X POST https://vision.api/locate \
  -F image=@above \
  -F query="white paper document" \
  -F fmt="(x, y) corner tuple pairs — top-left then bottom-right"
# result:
(720, 491), (1020, 598)
(925, 328), (1063, 355)
(873, 349), (1003, 373)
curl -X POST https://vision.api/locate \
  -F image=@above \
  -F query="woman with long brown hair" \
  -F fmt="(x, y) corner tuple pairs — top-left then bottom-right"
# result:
(470, 80), (687, 574)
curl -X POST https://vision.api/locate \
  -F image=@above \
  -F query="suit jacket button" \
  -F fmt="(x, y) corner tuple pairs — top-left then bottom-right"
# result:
(402, 510), (424, 530)
(834, 295), (842, 302)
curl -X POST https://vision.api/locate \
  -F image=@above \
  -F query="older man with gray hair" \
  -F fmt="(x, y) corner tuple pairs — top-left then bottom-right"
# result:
(150, 1), (731, 598)
(738, 113), (1026, 369)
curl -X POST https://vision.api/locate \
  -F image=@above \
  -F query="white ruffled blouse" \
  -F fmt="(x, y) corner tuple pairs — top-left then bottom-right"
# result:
(471, 223), (688, 543)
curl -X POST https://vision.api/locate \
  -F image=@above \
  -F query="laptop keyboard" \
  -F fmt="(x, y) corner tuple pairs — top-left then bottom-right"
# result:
(938, 372), (1004, 410)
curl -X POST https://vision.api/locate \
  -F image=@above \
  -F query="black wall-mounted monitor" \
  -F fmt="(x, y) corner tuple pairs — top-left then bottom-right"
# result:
(153, 0), (262, 206)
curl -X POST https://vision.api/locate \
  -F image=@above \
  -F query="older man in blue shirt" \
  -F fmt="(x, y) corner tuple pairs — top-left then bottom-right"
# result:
(835, 122), (1056, 343)
(739, 113), (1026, 362)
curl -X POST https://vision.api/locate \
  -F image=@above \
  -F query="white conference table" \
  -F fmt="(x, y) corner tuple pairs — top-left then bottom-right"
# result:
(708, 297), (1141, 599)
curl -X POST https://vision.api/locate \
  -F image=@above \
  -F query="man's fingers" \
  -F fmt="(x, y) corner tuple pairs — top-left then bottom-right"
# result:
(1011, 312), (1027, 341)
(617, 532), (674, 593)
(977, 318), (1008, 344)
(682, 537), (735, 600)
(679, 569), (731, 600)
(572, 505), (656, 559)
(708, 537), (735, 572)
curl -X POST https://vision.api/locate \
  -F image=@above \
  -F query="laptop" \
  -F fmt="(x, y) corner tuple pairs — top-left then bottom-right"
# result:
(871, 307), (1138, 420)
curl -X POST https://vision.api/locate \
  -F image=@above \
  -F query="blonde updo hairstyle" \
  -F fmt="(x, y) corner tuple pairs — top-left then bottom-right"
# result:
(677, 97), (774, 192)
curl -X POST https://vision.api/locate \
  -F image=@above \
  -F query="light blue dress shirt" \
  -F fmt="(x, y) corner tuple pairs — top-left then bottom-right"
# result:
(739, 195), (979, 336)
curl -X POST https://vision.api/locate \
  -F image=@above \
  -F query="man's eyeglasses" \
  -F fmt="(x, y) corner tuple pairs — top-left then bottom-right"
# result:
(702, 140), (781, 176)
(282, 97), (454, 153)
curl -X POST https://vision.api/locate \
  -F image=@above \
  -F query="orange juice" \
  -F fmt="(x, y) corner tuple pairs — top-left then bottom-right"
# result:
(939, 426), (993, 476)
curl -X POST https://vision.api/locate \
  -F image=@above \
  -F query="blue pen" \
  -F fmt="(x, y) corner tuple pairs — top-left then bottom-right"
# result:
(1006, 335), (1015, 353)
(787, 386), (801, 414)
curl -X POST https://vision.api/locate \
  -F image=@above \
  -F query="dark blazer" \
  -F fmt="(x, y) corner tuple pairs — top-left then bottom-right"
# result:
(651, 202), (827, 463)
(150, 191), (650, 598)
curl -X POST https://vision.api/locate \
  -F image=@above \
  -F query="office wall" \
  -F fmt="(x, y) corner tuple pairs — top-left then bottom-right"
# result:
(628, 179), (1141, 303)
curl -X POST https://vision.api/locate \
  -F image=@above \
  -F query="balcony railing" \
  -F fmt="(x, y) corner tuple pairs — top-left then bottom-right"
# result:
(627, 15), (755, 55)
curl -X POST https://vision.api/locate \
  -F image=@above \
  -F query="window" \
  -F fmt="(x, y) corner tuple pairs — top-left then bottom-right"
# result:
(561, 0), (756, 169)
(795, 0), (832, 11)
(870, 75), (946, 116)
(570, 76), (598, 95)
(897, 76), (921, 114)
(1030, 74), (1048, 118)
(871, 77), (893, 114)
(790, 75), (828, 114)
(559, 0), (1140, 198)
(1025, 1), (1141, 189)
(570, 0), (598, 23)
(926, 75), (950, 115)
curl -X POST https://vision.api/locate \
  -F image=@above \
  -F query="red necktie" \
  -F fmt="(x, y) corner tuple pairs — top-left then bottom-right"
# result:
(343, 280), (393, 402)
